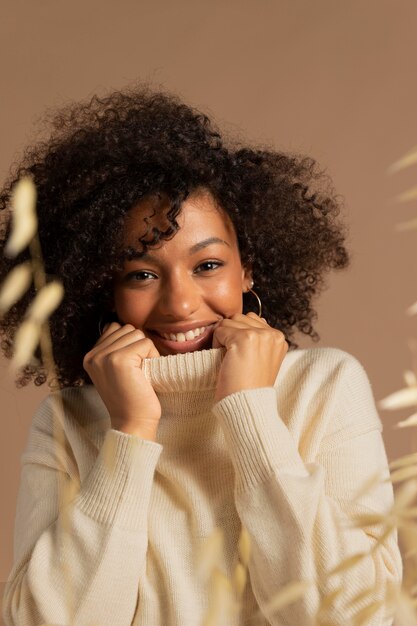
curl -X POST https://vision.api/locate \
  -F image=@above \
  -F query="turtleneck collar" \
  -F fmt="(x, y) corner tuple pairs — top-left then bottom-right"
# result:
(141, 347), (226, 394)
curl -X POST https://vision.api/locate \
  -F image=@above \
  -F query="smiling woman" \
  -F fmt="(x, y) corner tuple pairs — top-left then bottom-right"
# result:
(0, 85), (402, 625)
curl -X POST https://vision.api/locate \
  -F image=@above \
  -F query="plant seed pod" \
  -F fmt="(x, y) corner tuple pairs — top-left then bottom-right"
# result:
(4, 177), (38, 258)
(27, 281), (64, 324)
(0, 262), (32, 315)
(11, 319), (40, 370)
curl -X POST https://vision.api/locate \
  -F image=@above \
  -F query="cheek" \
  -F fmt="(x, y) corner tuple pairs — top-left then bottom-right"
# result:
(212, 275), (243, 311)
(113, 289), (149, 326)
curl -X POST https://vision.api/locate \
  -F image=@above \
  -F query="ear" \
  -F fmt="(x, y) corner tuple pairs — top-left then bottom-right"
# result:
(241, 265), (253, 292)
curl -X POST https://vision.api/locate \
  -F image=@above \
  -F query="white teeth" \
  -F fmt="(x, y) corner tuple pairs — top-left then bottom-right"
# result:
(161, 326), (206, 342)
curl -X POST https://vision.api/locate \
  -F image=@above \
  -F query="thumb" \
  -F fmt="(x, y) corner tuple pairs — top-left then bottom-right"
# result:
(144, 340), (161, 359)
(212, 326), (224, 350)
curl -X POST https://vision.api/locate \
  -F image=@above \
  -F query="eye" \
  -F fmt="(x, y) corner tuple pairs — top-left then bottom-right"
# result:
(125, 270), (157, 281)
(194, 260), (224, 273)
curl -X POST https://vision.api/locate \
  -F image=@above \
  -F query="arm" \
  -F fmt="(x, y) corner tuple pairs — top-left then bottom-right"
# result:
(212, 351), (402, 626)
(2, 394), (163, 626)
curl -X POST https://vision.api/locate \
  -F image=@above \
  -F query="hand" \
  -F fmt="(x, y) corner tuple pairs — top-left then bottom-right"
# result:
(212, 312), (288, 403)
(83, 322), (162, 438)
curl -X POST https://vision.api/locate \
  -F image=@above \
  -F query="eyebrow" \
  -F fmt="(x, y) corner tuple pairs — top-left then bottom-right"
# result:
(189, 237), (231, 255)
(125, 237), (231, 260)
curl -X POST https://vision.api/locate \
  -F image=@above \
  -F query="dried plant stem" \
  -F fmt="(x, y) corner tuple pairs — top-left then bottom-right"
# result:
(28, 233), (77, 624)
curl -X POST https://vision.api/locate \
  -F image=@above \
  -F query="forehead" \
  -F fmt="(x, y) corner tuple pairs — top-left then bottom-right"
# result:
(121, 190), (237, 249)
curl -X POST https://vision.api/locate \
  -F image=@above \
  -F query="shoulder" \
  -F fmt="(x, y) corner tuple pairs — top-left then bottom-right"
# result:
(278, 345), (371, 387)
(22, 385), (110, 471)
(276, 346), (382, 439)
(30, 385), (109, 430)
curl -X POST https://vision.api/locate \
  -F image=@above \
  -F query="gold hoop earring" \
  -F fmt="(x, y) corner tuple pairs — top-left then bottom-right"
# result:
(98, 316), (105, 336)
(98, 312), (118, 335)
(244, 287), (262, 318)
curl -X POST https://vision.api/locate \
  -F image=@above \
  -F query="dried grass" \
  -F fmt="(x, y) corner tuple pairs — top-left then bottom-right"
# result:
(0, 262), (32, 314)
(4, 177), (37, 257)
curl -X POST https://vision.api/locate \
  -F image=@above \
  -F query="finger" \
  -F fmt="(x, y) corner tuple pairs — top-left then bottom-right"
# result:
(212, 324), (265, 349)
(95, 323), (140, 348)
(245, 312), (270, 326)
(93, 328), (151, 358)
(96, 321), (122, 342)
(106, 336), (161, 361)
(222, 313), (267, 328)
(93, 334), (160, 365)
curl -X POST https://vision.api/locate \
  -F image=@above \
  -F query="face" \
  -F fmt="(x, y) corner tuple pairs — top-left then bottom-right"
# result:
(112, 190), (252, 356)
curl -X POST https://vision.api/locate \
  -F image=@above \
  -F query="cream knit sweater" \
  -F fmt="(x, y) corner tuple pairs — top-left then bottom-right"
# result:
(3, 346), (402, 626)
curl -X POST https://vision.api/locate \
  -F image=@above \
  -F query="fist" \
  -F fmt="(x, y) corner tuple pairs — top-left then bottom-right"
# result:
(212, 312), (288, 403)
(83, 322), (162, 435)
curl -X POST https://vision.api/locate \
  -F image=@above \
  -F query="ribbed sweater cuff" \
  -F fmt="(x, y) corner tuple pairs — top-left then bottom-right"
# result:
(212, 387), (308, 493)
(73, 428), (163, 531)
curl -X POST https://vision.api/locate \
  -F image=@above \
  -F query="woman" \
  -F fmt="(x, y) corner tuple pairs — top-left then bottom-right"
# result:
(1, 85), (402, 625)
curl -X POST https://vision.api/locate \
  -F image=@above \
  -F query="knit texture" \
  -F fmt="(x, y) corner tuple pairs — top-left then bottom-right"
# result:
(2, 346), (402, 625)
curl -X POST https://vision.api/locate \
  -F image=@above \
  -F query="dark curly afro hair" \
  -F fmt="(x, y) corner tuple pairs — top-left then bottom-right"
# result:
(0, 84), (349, 388)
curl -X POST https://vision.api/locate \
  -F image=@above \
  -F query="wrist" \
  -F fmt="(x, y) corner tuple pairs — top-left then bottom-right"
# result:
(112, 419), (160, 442)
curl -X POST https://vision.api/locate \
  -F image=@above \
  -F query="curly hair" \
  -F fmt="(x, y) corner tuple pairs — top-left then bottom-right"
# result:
(0, 84), (349, 388)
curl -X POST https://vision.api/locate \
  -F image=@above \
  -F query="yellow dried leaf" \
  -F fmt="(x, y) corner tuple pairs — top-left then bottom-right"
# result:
(60, 475), (81, 508)
(352, 599), (384, 625)
(327, 552), (368, 576)
(396, 217), (417, 231)
(196, 528), (224, 582)
(202, 567), (236, 626)
(316, 586), (344, 614)
(27, 281), (64, 324)
(404, 370), (417, 387)
(398, 506), (417, 519)
(393, 478), (417, 512)
(379, 387), (417, 410)
(388, 465), (417, 484)
(395, 413), (417, 429)
(4, 177), (38, 257)
(388, 146), (417, 173)
(369, 525), (395, 554)
(395, 186), (417, 203)
(232, 562), (247, 597)
(0, 262), (32, 314)
(11, 319), (40, 369)
(257, 580), (312, 617)
(390, 453), (417, 470)
(102, 430), (118, 474)
(348, 513), (388, 528)
(237, 525), (251, 566)
(407, 301), (417, 316)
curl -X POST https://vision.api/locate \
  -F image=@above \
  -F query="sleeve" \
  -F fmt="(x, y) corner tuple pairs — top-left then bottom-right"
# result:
(2, 395), (163, 626)
(211, 352), (403, 626)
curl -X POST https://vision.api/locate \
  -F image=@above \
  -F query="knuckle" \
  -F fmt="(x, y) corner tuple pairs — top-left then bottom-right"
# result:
(131, 329), (145, 339)
(106, 351), (121, 366)
(83, 352), (94, 368)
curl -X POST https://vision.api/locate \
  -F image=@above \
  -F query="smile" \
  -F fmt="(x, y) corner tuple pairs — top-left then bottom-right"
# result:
(148, 323), (218, 354)
(159, 326), (207, 342)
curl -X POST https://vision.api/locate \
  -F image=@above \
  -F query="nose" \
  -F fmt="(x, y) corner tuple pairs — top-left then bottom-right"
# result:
(158, 273), (201, 320)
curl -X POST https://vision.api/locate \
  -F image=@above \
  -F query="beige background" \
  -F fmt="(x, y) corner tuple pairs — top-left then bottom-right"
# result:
(1, 0), (417, 612)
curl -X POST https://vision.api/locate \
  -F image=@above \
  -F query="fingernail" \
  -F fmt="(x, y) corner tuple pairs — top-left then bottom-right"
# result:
(103, 323), (110, 333)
